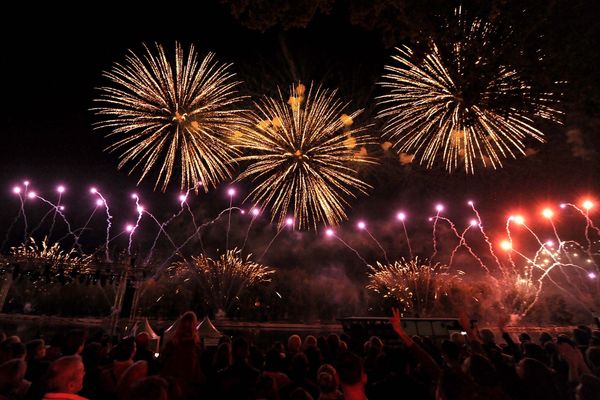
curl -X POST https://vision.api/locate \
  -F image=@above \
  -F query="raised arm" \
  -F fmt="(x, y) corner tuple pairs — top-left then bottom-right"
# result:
(390, 308), (441, 379)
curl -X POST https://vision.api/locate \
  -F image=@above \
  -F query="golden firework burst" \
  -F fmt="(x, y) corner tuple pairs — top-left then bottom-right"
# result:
(235, 83), (374, 230)
(377, 10), (561, 173)
(94, 42), (246, 191)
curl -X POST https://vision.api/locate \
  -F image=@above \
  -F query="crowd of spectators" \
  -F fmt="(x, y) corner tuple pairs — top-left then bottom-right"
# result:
(0, 309), (599, 399)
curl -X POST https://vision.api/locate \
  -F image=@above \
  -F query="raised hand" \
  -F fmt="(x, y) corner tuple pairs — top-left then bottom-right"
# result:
(390, 307), (411, 343)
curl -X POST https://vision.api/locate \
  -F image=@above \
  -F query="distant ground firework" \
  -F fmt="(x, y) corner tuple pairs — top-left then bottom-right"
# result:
(377, 9), (561, 173)
(173, 248), (274, 313)
(94, 42), (246, 191)
(367, 258), (463, 317)
(236, 83), (374, 230)
(9, 237), (92, 271)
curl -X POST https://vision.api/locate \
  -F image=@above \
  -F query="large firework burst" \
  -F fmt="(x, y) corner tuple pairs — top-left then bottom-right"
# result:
(377, 10), (561, 173)
(235, 83), (374, 230)
(94, 42), (246, 191)
(174, 248), (274, 313)
(367, 258), (463, 317)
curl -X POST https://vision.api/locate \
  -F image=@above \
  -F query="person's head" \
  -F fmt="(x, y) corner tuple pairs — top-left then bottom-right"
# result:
(539, 332), (553, 345)
(576, 374), (600, 400)
(317, 364), (339, 386)
(574, 328), (591, 347)
(337, 352), (366, 391)
(113, 337), (136, 362)
(135, 332), (150, 349)
(368, 336), (383, 353)
(288, 334), (302, 353)
(0, 359), (27, 395)
(0, 341), (26, 363)
(290, 353), (309, 379)
(232, 337), (249, 363)
(303, 335), (317, 350)
(213, 342), (232, 369)
(463, 354), (499, 388)
(45, 355), (85, 394)
(516, 357), (553, 382)
(327, 334), (340, 352)
(522, 342), (549, 365)
(26, 339), (46, 361)
(479, 328), (496, 345)
(62, 329), (87, 356)
(128, 376), (169, 400)
(117, 360), (148, 397)
(441, 340), (461, 364)
(585, 346), (600, 372)
(318, 371), (337, 394)
(174, 311), (198, 343)
(518, 333), (532, 343)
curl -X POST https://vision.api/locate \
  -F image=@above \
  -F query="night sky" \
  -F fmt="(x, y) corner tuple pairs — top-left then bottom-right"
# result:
(1, 1), (599, 273)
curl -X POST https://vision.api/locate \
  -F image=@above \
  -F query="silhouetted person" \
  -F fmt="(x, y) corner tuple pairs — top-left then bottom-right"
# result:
(217, 337), (260, 400)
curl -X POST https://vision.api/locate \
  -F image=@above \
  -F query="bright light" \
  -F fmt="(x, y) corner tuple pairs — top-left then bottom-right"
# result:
(227, 188), (235, 196)
(57, 185), (65, 193)
(178, 194), (187, 203)
(500, 240), (512, 251)
(588, 272), (597, 279)
(285, 217), (293, 226)
(559, 203), (566, 209)
(12, 187), (21, 194)
(467, 200), (474, 206)
(545, 240), (554, 246)
(513, 215), (525, 225)
(59, 206), (65, 211)
(90, 187), (97, 194)
(325, 229), (334, 237)
(23, 181), (29, 186)
(251, 208), (260, 216)
(126, 224), (134, 232)
(470, 219), (478, 227)
(396, 212), (406, 221)
(96, 199), (104, 206)
(131, 193), (138, 199)
(137, 205), (144, 213)
(435, 204), (444, 212)
(542, 208), (553, 219)
(583, 200), (593, 210)
(240, 210), (246, 214)
(357, 221), (366, 230)
(27, 192), (36, 199)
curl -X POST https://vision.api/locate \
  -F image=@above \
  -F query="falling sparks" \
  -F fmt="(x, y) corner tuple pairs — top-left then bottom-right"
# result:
(367, 258), (462, 317)
(235, 83), (374, 230)
(94, 42), (246, 191)
(172, 248), (274, 312)
(10, 237), (92, 271)
(377, 9), (561, 173)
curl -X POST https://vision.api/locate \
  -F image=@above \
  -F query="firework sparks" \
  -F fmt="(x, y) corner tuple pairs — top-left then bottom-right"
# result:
(367, 258), (462, 317)
(10, 237), (92, 271)
(325, 228), (368, 265)
(90, 188), (112, 262)
(94, 42), (246, 191)
(173, 248), (274, 313)
(236, 83), (374, 230)
(377, 9), (561, 173)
